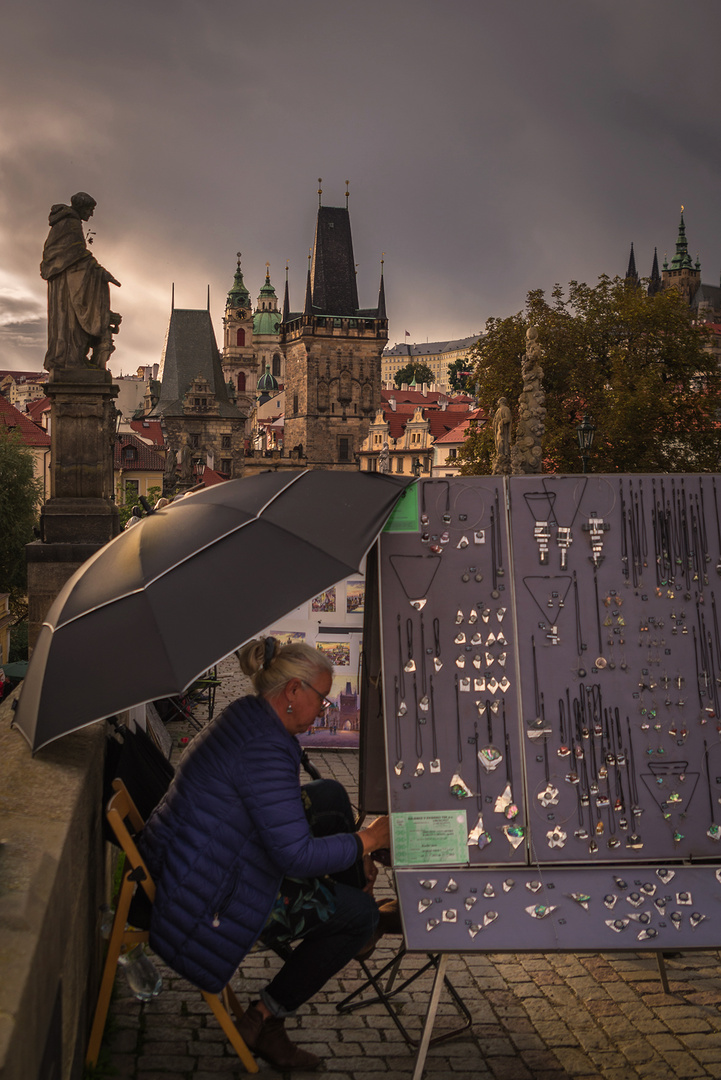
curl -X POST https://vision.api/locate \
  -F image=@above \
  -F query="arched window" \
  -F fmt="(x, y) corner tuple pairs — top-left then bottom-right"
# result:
(236, 328), (245, 347)
(237, 372), (246, 392)
(272, 353), (281, 377)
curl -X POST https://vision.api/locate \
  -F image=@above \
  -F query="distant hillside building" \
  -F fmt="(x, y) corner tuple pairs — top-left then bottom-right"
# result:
(279, 200), (387, 469)
(382, 335), (480, 392)
(155, 301), (246, 482)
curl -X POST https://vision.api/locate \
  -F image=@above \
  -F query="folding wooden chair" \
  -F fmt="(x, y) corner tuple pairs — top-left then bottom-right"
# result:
(86, 778), (258, 1073)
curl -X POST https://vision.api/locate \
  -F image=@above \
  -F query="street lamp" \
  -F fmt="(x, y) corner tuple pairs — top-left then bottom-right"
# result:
(576, 414), (596, 474)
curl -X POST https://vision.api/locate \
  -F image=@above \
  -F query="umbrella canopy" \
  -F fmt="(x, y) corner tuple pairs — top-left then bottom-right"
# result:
(14, 469), (413, 752)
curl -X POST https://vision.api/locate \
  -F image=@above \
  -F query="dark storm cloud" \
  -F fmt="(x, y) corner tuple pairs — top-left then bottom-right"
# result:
(1, 0), (720, 371)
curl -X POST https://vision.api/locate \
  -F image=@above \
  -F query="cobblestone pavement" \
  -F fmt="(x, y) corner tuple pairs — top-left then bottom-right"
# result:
(103, 658), (721, 1080)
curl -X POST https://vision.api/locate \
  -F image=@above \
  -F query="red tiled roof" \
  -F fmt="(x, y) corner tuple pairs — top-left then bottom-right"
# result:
(382, 389), (474, 406)
(200, 466), (227, 487)
(129, 419), (165, 446)
(114, 433), (165, 471)
(0, 394), (51, 446)
(434, 410), (487, 444)
(26, 395), (51, 423)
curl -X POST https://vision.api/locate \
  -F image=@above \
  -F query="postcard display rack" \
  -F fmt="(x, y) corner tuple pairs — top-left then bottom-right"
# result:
(379, 475), (721, 956)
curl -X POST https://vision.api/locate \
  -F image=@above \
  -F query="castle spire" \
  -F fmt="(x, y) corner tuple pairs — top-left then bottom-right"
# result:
(670, 207), (694, 271)
(303, 250), (313, 317)
(625, 242), (639, 284)
(648, 248), (661, 296)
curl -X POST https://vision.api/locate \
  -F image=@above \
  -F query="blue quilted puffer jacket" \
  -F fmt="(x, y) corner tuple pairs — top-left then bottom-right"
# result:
(139, 694), (361, 993)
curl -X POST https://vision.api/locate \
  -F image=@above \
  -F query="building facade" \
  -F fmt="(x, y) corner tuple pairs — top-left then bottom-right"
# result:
(382, 335), (480, 392)
(155, 303), (246, 484)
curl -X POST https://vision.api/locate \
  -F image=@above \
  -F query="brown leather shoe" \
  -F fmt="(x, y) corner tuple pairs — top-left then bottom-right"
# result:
(237, 1005), (321, 1071)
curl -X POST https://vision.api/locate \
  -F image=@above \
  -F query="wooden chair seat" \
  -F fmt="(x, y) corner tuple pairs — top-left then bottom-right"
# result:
(86, 778), (258, 1073)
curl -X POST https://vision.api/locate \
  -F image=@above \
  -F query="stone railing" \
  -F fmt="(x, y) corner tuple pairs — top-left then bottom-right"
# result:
(0, 689), (106, 1080)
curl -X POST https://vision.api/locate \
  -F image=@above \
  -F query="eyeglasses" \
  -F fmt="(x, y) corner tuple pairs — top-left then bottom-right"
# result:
(301, 680), (332, 710)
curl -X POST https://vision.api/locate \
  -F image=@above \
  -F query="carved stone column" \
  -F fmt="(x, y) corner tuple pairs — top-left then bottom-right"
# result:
(511, 327), (546, 475)
(26, 369), (119, 648)
(40, 369), (119, 543)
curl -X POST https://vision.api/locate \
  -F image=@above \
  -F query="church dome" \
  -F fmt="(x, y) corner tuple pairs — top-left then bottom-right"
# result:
(253, 310), (282, 336)
(257, 364), (279, 394)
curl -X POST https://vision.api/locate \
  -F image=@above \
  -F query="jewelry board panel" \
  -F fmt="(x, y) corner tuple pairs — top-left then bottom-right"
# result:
(510, 474), (721, 865)
(395, 865), (721, 953)
(378, 476), (721, 936)
(379, 477), (527, 865)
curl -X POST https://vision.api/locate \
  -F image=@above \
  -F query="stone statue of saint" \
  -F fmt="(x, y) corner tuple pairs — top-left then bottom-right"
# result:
(378, 442), (390, 473)
(40, 192), (121, 372)
(178, 438), (194, 484)
(164, 447), (177, 482)
(493, 397), (512, 460)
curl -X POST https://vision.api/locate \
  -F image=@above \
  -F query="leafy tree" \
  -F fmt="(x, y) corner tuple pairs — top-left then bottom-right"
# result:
(457, 276), (721, 475)
(118, 485), (162, 528)
(0, 426), (44, 618)
(394, 361), (434, 389)
(447, 356), (474, 393)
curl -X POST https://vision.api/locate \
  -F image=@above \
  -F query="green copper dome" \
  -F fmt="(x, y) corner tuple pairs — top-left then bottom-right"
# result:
(257, 364), (279, 393)
(253, 310), (281, 336)
(227, 257), (250, 309)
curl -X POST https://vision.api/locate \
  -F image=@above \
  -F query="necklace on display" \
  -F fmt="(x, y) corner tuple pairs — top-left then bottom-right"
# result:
(393, 677), (403, 775)
(389, 553), (442, 609)
(413, 677), (424, 776)
(468, 721), (492, 849)
(450, 673), (472, 799)
(429, 675), (440, 772)
(396, 615), (407, 714)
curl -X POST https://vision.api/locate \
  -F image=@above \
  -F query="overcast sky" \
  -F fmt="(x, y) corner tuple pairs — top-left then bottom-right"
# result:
(2, 0), (721, 375)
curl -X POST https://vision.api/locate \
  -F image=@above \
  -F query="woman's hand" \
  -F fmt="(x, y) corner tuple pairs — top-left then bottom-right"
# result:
(362, 854), (378, 894)
(359, 814), (391, 855)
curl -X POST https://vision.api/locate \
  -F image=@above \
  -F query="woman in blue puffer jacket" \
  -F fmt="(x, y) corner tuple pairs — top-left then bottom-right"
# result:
(140, 636), (390, 1071)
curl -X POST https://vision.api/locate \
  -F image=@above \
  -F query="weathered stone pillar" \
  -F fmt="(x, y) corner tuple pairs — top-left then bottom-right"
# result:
(26, 369), (119, 648)
(511, 326), (546, 475)
(41, 368), (119, 543)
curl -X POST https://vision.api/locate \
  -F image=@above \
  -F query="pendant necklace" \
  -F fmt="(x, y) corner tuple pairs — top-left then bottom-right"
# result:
(620, 479), (630, 585)
(704, 740), (720, 840)
(523, 575), (572, 647)
(494, 488), (505, 583)
(393, 677), (403, 775)
(418, 613), (430, 711)
(713, 478), (721, 574)
(524, 490), (556, 566)
(429, 675), (440, 772)
(490, 506), (500, 598)
(478, 698), (503, 772)
(390, 554), (441, 610)
(495, 712), (518, 819)
(404, 617), (416, 672)
(592, 570), (607, 669)
(625, 717), (644, 848)
(397, 617), (407, 717)
(543, 476), (587, 569)
(432, 616), (443, 672)
(420, 478), (450, 526)
(468, 722), (492, 849)
(413, 677), (424, 776)
(449, 674), (472, 798)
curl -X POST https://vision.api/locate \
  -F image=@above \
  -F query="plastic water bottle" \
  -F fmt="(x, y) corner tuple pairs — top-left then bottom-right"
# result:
(118, 945), (163, 1000)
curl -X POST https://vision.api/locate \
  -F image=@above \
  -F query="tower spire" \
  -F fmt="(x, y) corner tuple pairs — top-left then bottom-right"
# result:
(648, 248), (661, 296)
(670, 206), (694, 270)
(377, 253), (386, 320)
(303, 249), (313, 317)
(282, 262), (290, 322)
(626, 242), (638, 284)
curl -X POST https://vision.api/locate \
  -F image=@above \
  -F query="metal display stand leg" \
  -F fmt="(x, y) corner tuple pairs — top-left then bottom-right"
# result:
(412, 953), (449, 1080)
(656, 951), (671, 994)
(337, 947), (471, 1052)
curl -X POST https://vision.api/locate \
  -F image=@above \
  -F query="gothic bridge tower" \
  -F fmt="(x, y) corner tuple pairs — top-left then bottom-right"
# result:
(281, 188), (387, 469)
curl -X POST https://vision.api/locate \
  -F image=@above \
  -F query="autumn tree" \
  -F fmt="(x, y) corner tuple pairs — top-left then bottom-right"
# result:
(0, 426), (44, 618)
(457, 276), (721, 475)
(393, 361), (434, 389)
(447, 356), (474, 393)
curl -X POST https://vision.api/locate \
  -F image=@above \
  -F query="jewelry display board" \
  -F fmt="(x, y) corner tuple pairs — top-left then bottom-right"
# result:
(379, 475), (721, 952)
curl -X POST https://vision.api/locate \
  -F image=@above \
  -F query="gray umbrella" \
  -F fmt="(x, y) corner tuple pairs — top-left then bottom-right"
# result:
(13, 469), (413, 752)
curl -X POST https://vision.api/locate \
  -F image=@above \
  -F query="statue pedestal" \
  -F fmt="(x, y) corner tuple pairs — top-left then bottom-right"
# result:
(27, 368), (120, 649)
(40, 368), (119, 543)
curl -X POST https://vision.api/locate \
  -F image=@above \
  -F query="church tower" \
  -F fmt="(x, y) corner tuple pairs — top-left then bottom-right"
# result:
(252, 264), (284, 383)
(281, 188), (387, 469)
(662, 209), (701, 305)
(222, 254), (256, 415)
